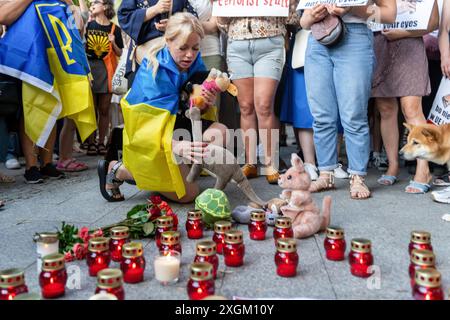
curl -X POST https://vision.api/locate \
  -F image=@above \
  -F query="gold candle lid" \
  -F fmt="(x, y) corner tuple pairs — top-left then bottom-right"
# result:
(161, 231), (181, 245)
(190, 262), (213, 281)
(275, 217), (292, 229)
(97, 269), (123, 289)
(156, 216), (173, 228)
(410, 249), (435, 267)
(188, 210), (202, 220)
(224, 230), (243, 244)
(196, 241), (217, 257)
(276, 238), (297, 253)
(326, 226), (345, 240)
(415, 268), (442, 288)
(351, 238), (372, 253)
(214, 221), (232, 234)
(110, 226), (129, 240)
(88, 237), (110, 252)
(410, 231), (431, 244)
(122, 242), (143, 258)
(42, 253), (65, 271)
(34, 232), (58, 244)
(250, 211), (266, 222)
(0, 268), (26, 288)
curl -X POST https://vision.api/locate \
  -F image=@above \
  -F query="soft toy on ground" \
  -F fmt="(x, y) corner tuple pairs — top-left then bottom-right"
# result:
(195, 188), (232, 229)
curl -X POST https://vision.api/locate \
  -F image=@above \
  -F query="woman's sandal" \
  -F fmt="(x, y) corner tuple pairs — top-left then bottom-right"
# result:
(98, 160), (125, 202)
(433, 172), (450, 186)
(405, 180), (430, 194)
(350, 175), (371, 200)
(57, 158), (88, 172)
(87, 143), (98, 156)
(97, 143), (107, 156)
(377, 175), (397, 186)
(309, 172), (335, 193)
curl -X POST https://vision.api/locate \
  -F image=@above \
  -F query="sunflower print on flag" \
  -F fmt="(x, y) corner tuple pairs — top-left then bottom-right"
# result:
(87, 33), (110, 59)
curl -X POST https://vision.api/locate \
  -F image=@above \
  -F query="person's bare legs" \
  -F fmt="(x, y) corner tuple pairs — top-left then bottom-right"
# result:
(296, 128), (316, 165)
(97, 93), (112, 147)
(19, 116), (38, 169)
(39, 126), (57, 166)
(59, 118), (76, 161)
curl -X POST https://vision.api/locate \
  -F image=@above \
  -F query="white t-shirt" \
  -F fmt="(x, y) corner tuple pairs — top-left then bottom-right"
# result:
(189, 0), (221, 57)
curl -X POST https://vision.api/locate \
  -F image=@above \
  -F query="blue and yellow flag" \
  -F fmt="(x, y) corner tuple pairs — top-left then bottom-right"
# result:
(0, 0), (96, 147)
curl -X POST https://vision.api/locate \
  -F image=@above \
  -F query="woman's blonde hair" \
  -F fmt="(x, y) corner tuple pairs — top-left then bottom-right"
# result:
(147, 12), (204, 78)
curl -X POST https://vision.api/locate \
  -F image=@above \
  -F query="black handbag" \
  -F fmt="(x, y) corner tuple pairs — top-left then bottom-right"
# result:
(0, 73), (21, 116)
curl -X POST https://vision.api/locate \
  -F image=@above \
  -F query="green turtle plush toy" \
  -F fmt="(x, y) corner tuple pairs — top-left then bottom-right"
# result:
(195, 188), (232, 228)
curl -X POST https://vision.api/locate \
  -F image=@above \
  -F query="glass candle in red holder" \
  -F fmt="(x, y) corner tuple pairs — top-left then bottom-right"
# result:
(409, 231), (433, 255)
(409, 249), (436, 288)
(249, 211), (267, 241)
(160, 231), (182, 255)
(223, 230), (245, 267)
(413, 268), (444, 300)
(186, 210), (204, 239)
(39, 253), (67, 299)
(194, 241), (219, 279)
(95, 268), (125, 300)
(0, 269), (28, 300)
(212, 221), (232, 255)
(121, 242), (146, 284)
(155, 216), (174, 249)
(109, 226), (129, 262)
(324, 226), (346, 261)
(349, 238), (374, 278)
(187, 262), (215, 300)
(275, 238), (299, 277)
(87, 237), (111, 277)
(273, 217), (294, 245)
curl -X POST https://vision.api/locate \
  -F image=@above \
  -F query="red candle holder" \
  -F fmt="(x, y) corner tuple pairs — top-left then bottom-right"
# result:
(275, 238), (299, 277)
(249, 211), (267, 241)
(95, 268), (125, 300)
(223, 230), (245, 267)
(0, 269), (28, 300)
(109, 226), (129, 262)
(413, 268), (444, 300)
(409, 231), (433, 255)
(409, 249), (436, 288)
(194, 241), (219, 279)
(212, 221), (232, 255)
(273, 217), (294, 245)
(186, 210), (204, 239)
(324, 226), (346, 261)
(155, 216), (174, 249)
(160, 231), (182, 255)
(39, 253), (67, 299)
(121, 242), (146, 284)
(187, 262), (215, 300)
(349, 239), (374, 278)
(87, 237), (111, 277)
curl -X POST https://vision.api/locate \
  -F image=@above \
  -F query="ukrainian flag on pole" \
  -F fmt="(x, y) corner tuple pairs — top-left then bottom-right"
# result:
(0, 0), (96, 148)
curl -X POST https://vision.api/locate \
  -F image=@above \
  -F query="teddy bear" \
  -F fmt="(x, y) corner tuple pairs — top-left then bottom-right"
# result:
(278, 153), (331, 239)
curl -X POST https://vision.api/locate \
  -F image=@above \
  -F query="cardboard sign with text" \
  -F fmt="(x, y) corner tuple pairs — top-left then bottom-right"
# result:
(428, 77), (450, 125)
(296, 0), (367, 10)
(212, 0), (289, 17)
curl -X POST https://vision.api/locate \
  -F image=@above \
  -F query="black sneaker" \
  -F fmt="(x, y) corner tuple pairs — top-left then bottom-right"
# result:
(24, 166), (44, 184)
(40, 163), (65, 179)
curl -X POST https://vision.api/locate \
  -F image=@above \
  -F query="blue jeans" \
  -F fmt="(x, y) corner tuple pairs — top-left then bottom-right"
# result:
(305, 23), (375, 176)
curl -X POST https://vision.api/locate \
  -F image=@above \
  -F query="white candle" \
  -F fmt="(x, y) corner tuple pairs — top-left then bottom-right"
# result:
(154, 252), (180, 285)
(35, 233), (59, 273)
(89, 293), (118, 300)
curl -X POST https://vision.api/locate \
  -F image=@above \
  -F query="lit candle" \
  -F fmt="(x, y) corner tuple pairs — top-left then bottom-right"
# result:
(212, 221), (232, 255)
(275, 238), (299, 277)
(409, 231), (433, 255)
(186, 210), (204, 240)
(187, 262), (215, 300)
(223, 230), (245, 267)
(349, 239), (373, 278)
(109, 226), (129, 262)
(160, 231), (182, 255)
(95, 269), (125, 300)
(89, 293), (118, 300)
(121, 242), (146, 284)
(0, 269), (28, 300)
(249, 211), (267, 241)
(194, 241), (219, 279)
(154, 250), (181, 285)
(273, 217), (294, 245)
(34, 232), (59, 274)
(409, 250), (436, 288)
(39, 253), (67, 299)
(324, 226), (346, 261)
(413, 268), (444, 300)
(86, 237), (111, 277)
(155, 216), (174, 249)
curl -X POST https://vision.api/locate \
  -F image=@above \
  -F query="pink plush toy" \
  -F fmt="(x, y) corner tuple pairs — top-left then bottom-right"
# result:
(278, 153), (332, 239)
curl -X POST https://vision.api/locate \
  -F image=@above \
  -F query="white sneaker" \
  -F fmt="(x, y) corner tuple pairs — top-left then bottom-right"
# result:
(334, 164), (349, 179)
(5, 158), (20, 170)
(304, 163), (319, 181)
(431, 187), (450, 204)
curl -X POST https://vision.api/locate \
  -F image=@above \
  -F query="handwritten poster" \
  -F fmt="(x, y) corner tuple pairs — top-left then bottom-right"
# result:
(296, 0), (367, 10)
(212, 0), (289, 17)
(428, 77), (450, 125)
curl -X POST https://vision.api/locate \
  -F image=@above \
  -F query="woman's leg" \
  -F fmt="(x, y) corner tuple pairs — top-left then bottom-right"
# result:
(59, 118), (76, 161)
(39, 126), (57, 166)
(19, 116), (39, 169)
(297, 128), (316, 165)
(159, 164), (200, 203)
(97, 93), (112, 149)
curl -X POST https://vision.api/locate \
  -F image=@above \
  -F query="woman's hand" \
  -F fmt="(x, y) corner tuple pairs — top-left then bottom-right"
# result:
(441, 55), (450, 79)
(200, 89), (217, 110)
(397, 0), (417, 16)
(172, 141), (209, 164)
(310, 4), (329, 23)
(155, 0), (171, 14)
(326, 4), (350, 17)
(155, 19), (168, 32)
(381, 29), (408, 41)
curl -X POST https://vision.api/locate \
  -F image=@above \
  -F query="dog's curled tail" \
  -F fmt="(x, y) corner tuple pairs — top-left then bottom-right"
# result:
(320, 196), (332, 231)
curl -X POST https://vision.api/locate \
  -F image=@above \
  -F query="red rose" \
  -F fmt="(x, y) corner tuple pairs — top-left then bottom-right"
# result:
(93, 229), (103, 238)
(64, 251), (74, 262)
(78, 227), (90, 242)
(150, 195), (162, 205)
(73, 243), (86, 260)
(149, 206), (161, 221)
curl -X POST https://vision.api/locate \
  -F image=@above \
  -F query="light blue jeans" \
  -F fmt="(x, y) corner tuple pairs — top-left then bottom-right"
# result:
(305, 23), (375, 176)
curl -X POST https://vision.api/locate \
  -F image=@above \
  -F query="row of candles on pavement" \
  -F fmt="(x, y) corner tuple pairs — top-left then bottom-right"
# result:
(0, 210), (447, 300)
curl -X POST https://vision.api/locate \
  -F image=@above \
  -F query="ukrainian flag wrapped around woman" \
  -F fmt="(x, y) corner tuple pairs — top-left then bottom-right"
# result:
(0, 0), (96, 147)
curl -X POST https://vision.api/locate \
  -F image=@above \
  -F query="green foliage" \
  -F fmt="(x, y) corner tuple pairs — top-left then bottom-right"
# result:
(57, 221), (83, 254)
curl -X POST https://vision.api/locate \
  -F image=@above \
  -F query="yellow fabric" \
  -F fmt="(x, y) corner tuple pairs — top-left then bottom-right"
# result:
(201, 105), (218, 122)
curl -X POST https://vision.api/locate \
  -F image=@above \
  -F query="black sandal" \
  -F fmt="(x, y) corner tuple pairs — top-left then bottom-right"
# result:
(98, 160), (125, 202)
(87, 143), (98, 156)
(97, 143), (107, 155)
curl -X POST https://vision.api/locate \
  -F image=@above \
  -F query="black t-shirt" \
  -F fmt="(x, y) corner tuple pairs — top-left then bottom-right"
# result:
(85, 21), (124, 60)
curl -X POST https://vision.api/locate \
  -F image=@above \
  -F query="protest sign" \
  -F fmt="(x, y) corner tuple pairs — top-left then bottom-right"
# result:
(212, 0), (289, 17)
(428, 77), (450, 125)
(296, 0), (367, 10)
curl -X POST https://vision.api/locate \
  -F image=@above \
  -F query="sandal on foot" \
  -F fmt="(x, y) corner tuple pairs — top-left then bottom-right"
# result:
(98, 160), (125, 202)
(405, 180), (430, 194)
(57, 159), (88, 172)
(87, 143), (98, 156)
(309, 171), (335, 193)
(433, 172), (450, 186)
(0, 173), (15, 183)
(350, 175), (371, 200)
(377, 175), (397, 186)
(97, 143), (107, 155)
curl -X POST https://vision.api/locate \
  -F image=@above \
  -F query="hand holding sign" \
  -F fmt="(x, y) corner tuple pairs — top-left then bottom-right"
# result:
(311, 4), (329, 22)
(397, 0), (417, 16)
(326, 4), (351, 17)
(156, 0), (171, 15)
